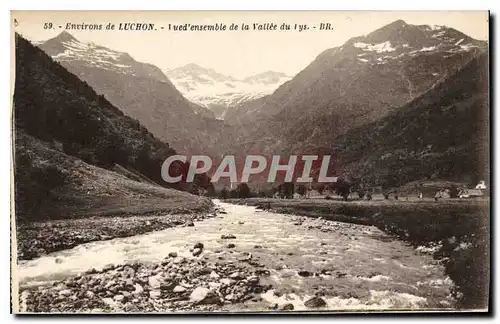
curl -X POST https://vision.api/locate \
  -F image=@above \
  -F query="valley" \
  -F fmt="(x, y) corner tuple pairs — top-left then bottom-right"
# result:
(12, 16), (490, 313)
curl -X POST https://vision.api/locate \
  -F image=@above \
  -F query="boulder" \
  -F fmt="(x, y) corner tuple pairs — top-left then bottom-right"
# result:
(148, 275), (162, 289)
(209, 271), (220, 279)
(113, 294), (125, 302)
(208, 282), (221, 289)
(194, 242), (204, 249)
(229, 272), (243, 279)
(190, 287), (220, 304)
(280, 303), (294, 311)
(304, 296), (327, 308)
(58, 289), (72, 297)
(226, 243), (236, 249)
(247, 275), (260, 285)
(149, 291), (161, 299)
(133, 284), (144, 295)
(168, 251), (178, 258)
(173, 285), (187, 293)
(192, 248), (202, 256)
(298, 270), (312, 277)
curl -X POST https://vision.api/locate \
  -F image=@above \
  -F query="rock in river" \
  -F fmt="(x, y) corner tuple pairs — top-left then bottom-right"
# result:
(113, 294), (125, 302)
(190, 287), (220, 304)
(149, 291), (161, 299)
(190, 287), (209, 303)
(173, 285), (186, 293)
(194, 242), (204, 249)
(298, 270), (312, 277)
(229, 272), (243, 279)
(133, 283), (144, 295)
(58, 289), (72, 297)
(221, 234), (236, 239)
(192, 248), (202, 256)
(148, 275), (162, 289)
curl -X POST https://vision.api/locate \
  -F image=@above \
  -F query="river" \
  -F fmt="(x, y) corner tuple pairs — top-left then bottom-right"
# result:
(17, 200), (455, 311)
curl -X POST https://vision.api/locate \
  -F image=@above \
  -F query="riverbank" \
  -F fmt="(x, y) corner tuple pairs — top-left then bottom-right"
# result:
(16, 195), (216, 261)
(20, 251), (271, 313)
(16, 209), (216, 261)
(225, 198), (490, 309)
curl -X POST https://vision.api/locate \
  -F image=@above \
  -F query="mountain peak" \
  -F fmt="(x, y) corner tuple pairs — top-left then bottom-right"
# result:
(243, 71), (291, 84)
(183, 63), (204, 70)
(344, 19), (481, 52)
(39, 31), (80, 56)
(167, 63), (238, 83)
(51, 31), (78, 44)
(387, 19), (408, 28)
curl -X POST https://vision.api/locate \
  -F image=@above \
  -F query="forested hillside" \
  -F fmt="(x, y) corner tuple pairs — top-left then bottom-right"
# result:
(332, 53), (489, 189)
(13, 34), (211, 221)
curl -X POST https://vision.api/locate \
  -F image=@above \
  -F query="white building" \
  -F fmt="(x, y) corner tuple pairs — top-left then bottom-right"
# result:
(475, 180), (487, 190)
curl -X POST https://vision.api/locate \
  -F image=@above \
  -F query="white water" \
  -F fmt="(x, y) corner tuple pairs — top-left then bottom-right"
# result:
(17, 200), (455, 310)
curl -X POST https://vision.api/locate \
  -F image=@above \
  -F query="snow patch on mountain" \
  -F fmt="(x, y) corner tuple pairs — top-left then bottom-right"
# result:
(420, 46), (437, 52)
(353, 41), (396, 53)
(166, 64), (292, 118)
(39, 32), (169, 82)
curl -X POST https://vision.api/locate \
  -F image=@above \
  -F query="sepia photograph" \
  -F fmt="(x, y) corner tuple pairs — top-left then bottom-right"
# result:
(10, 10), (490, 314)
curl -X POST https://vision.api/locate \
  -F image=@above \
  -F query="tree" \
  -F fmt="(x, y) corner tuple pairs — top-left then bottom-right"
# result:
(296, 185), (307, 197)
(334, 178), (351, 201)
(206, 183), (216, 197)
(230, 189), (239, 198)
(280, 182), (295, 199)
(236, 183), (251, 198)
(220, 187), (229, 199)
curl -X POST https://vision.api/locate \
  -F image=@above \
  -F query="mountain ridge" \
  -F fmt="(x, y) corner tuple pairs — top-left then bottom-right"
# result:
(38, 32), (232, 155)
(165, 63), (292, 119)
(13, 34), (213, 222)
(226, 20), (487, 156)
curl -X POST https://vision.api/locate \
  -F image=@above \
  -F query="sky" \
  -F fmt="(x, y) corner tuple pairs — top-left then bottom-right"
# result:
(12, 11), (489, 79)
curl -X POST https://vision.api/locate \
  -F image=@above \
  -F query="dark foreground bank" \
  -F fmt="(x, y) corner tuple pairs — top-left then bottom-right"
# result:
(20, 252), (271, 313)
(226, 198), (490, 309)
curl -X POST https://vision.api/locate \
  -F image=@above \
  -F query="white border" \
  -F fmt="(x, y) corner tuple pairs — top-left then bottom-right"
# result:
(2, 1), (496, 323)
